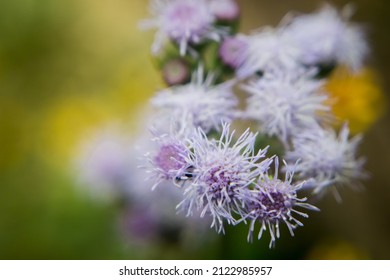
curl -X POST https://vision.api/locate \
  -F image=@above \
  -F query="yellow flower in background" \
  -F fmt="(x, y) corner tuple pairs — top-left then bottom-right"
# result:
(306, 239), (368, 260)
(325, 67), (386, 134)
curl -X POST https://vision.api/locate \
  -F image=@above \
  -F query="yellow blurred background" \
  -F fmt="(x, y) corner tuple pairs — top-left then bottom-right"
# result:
(1, 0), (390, 259)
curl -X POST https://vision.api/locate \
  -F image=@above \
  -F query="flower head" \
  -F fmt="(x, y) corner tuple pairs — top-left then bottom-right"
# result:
(219, 35), (249, 69)
(209, 0), (240, 22)
(141, 0), (226, 56)
(285, 124), (366, 201)
(144, 128), (191, 190)
(236, 28), (302, 78)
(242, 70), (330, 145)
(282, 4), (368, 71)
(246, 157), (319, 247)
(151, 67), (238, 134)
(177, 123), (272, 233)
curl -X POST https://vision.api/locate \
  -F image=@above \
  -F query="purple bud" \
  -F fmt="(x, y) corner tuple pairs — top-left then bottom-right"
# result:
(219, 36), (249, 69)
(209, 0), (240, 21)
(162, 58), (191, 85)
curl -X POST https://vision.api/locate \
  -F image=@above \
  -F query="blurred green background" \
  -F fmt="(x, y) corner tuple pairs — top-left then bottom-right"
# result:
(1, 0), (390, 259)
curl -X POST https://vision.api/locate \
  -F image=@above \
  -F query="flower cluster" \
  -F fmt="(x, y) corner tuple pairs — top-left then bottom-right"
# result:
(74, 1), (375, 248)
(235, 4), (368, 77)
(177, 123), (271, 233)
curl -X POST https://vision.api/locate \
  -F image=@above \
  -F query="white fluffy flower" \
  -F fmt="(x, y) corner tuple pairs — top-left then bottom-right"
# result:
(236, 28), (302, 78)
(285, 124), (366, 200)
(282, 4), (368, 71)
(151, 68), (238, 134)
(141, 0), (226, 56)
(242, 71), (330, 145)
(177, 123), (272, 233)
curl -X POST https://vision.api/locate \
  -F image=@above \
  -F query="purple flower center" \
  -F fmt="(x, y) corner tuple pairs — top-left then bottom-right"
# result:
(252, 191), (291, 220)
(171, 4), (197, 21)
(164, 2), (213, 40)
(219, 37), (248, 68)
(204, 166), (237, 201)
(154, 144), (187, 175)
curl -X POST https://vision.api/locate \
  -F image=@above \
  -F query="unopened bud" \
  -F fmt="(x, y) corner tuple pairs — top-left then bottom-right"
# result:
(162, 58), (191, 86)
(210, 0), (240, 21)
(219, 35), (248, 69)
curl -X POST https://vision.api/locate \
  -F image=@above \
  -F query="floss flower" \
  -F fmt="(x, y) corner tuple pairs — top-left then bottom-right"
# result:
(282, 4), (368, 71)
(143, 127), (191, 190)
(245, 157), (319, 248)
(219, 35), (249, 69)
(177, 123), (272, 233)
(124, 132), (213, 247)
(236, 28), (302, 78)
(242, 70), (330, 145)
(151, 67), (238, 133)
(285, 124), (366, 201)
(76, 0), (377, 250)
(141, 0), (226, 56)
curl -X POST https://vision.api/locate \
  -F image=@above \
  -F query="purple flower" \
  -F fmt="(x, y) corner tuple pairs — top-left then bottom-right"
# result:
(153, 144), (186, 175)
(246, 157), (319, 247)
(177, 123), (272, 233)
(145, 128), (191, 190)
(141, 0), (226, 56)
